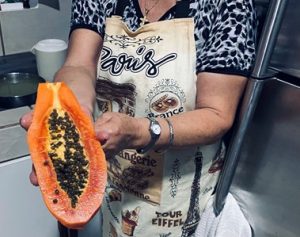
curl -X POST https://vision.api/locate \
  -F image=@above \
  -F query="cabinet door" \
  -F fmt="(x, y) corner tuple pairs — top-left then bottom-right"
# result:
(0, 156), (102, 237)
(0, 156), (59, 237)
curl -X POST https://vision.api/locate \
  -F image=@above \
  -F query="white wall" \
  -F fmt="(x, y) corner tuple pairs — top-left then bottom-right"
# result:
(0, 0), (71, 56)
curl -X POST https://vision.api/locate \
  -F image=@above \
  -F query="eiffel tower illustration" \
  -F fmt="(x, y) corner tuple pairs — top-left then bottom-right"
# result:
(181, 151), (203, 237)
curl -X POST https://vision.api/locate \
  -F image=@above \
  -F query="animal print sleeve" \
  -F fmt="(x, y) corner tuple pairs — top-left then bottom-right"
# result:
(70, 0), (117, 37)
(196, 0), (257, 76)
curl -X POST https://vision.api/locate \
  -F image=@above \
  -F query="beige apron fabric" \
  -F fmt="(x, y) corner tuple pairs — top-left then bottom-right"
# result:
(96, 16), (225, 237)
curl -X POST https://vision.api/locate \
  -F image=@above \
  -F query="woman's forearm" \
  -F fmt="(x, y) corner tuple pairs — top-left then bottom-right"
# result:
(53, 29), (102, 114)
(54, 65), (97, 115)
(133, 108), (231, 151)
(132, 72), (247, 150)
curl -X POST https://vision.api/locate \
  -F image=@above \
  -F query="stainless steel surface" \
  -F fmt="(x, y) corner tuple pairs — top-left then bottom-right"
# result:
(214, 78), (265, 215)
(230, 77), (300, 237)
(214, 0), (288, 215)
(214, 0), (300, 234)
(252, 0), (288, 78)
(270, 0), (300, 77)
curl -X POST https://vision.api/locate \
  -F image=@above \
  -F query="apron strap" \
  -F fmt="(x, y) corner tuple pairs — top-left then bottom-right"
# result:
(115, 0), (129, 16)
(175, 0), (190, 18)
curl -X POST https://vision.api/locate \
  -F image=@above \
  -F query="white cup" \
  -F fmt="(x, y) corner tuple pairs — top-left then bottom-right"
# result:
(32, 39), (68, 82)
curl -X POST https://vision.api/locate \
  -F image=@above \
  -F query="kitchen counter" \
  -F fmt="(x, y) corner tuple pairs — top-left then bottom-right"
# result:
(0, 52), (37, 75)
(0, 106), (31, 163)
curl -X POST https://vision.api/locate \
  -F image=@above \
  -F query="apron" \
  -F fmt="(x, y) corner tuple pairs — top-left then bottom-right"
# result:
(95, 1), (225, 236)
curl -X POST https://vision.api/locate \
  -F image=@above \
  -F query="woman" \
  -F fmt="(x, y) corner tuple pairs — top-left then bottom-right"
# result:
(22, 0), (256, 236)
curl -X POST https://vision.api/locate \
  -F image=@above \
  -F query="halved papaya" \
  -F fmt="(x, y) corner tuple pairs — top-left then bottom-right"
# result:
(27, 82), (107, 229)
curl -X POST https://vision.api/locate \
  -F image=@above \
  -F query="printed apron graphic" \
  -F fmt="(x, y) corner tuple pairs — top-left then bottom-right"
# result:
(107, 208), (142, 237)
(145, 79), (186, 118)
(96, 78), (137, 117)
(181, 152), (203, 237)
(121, 206), (141, 236)
(107, 149), (164, 204)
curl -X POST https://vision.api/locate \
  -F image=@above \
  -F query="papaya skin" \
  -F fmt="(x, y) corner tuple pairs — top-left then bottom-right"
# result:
(27, 82), (107, 229)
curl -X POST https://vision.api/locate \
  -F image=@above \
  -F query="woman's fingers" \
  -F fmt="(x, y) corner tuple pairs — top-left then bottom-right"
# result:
(19, 111), (33, 130)
(29, 164), (39, 186)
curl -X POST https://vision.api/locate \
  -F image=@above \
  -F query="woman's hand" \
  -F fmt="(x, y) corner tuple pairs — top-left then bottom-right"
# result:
(94, 112), (144, 159)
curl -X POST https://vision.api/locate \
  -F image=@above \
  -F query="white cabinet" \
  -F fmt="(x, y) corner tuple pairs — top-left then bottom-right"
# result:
(0, 156), (102, 237)
(0, 157), (59, 237)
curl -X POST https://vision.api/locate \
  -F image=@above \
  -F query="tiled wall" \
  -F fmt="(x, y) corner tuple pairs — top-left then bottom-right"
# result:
(0, 0), (71, 56)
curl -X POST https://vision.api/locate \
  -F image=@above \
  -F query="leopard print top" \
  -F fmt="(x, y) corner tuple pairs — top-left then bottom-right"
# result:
(71, 0), (256, 76)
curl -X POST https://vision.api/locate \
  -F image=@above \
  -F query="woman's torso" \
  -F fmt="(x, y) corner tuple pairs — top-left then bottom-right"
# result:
(70, 0), (256, 236)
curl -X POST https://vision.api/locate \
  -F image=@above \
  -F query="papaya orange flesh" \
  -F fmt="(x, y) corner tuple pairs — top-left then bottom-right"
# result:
(27, 82), (107, 229)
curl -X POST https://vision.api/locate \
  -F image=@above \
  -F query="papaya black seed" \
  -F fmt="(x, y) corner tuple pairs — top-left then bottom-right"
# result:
(47, 110), (90, 207)
(82, 160), (89, 166)
(53, 199), (58, 204)
(43, 160), (49, 166)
